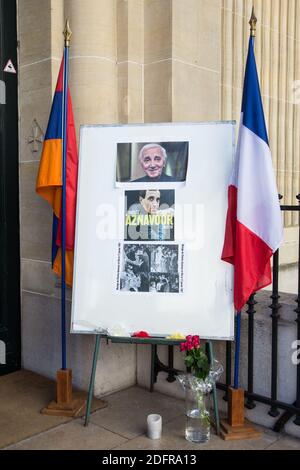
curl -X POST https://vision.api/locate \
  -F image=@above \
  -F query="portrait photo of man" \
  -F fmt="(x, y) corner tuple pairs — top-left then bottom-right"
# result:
(125, 189), (175, 241)
(116, 141), (189, 186)
(133, 144), (175, 183)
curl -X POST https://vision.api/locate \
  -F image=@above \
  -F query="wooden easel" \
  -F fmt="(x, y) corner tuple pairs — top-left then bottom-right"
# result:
(83, 335), (220, 435)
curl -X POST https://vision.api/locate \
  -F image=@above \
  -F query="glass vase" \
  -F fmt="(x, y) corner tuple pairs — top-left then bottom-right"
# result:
(177, 360), (223, 444)
(185, 385), (211, 443)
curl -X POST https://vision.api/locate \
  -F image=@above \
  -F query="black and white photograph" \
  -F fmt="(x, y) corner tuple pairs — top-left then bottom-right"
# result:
(149, 273), (179, 293)
(117, 244), (182, 293)
(116, 141), (189, 186)
(124, 189), (175, 241)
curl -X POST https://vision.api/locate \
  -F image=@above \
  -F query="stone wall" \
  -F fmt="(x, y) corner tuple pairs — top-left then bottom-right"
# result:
(18, 0), (300, 401)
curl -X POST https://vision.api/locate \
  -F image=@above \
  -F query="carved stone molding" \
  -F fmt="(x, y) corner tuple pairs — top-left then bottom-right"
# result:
(28, 119), (44, 153)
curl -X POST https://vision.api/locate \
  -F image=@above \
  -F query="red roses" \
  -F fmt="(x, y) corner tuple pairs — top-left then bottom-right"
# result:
(180, 335), (200, 352)
(180, 335), (210, 380)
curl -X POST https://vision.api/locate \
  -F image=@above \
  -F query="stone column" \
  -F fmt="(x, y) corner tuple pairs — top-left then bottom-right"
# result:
(18, 0), (62, 382)
(293, 0), (300, 226)
(220, 0), (300, 265)
(172, 0), (221, 122)
(144, 0), (173, 122)
(63, 0), (118, 129)
(117, 0), (144, 123)
(18, 0), (55, 291)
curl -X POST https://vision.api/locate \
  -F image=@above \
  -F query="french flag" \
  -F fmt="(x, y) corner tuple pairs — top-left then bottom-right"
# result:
(221, 36), (283, 311)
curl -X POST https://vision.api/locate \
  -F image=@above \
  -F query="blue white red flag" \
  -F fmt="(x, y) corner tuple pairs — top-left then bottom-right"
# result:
(221, 37), (283, 311)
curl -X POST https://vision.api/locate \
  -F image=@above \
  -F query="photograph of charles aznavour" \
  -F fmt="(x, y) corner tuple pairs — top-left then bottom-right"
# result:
(116, 141), (189, 185)
(118, 244), (180, 293)
(125, 189), (175, 242)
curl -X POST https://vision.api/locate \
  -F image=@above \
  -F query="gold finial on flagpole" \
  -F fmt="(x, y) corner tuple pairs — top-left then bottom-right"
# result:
(63, 19), (72, 47)
(249, 6), (257, 37)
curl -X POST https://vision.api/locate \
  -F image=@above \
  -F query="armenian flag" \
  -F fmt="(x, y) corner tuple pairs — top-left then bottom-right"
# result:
(36, 58), (78, 286)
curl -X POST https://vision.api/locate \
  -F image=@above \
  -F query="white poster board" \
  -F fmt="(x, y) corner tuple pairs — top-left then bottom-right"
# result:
(71, 122), (235, 339)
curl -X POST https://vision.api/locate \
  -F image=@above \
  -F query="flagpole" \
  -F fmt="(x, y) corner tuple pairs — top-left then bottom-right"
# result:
(233, 312), (241, 389)
(220, 6), (278, 439)
(41, 20), (86, 417)
(232, 7), (257, 391)
(61, 20), (72, 370)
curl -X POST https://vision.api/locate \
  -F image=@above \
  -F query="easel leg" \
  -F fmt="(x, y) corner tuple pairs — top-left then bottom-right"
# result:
(84, 335), (101, 427)
(208, 341), (220, 435)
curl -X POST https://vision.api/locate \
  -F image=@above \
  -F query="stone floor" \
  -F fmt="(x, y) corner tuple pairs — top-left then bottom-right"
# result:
(2, 378), (300, 450)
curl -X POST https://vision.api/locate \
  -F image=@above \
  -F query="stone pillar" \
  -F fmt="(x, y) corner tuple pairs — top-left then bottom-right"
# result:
(172, 0), (221, 121)
(221, 0), (300, 265)
(143, 0), (222, 123)
(284, 0), (296, 227)
(293, 1), (300, 226)
(268, 0), (280, 182)
(18, 0), (63, 383)
(144, 0), (173, 122)
(18, 0), (55, 288)
(117, 0), (144, 123)
(63, 0), (118, 129)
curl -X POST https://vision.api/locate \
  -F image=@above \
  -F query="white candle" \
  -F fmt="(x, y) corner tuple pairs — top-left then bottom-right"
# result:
(147, 414), (162, 439)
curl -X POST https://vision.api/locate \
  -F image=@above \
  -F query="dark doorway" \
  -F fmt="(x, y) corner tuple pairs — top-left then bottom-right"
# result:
(0, 0), (21, 375)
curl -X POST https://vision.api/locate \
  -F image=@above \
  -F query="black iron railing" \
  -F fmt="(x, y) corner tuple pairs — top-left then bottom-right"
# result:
(217, 194), (300, 431)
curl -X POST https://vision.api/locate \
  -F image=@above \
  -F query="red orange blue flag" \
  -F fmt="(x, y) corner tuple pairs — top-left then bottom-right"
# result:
(36, 58), (78, 286)
(221, 37), (283, 311)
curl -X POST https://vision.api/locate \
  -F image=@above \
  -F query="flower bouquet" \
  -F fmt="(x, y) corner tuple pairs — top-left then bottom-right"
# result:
(177, 335), (223, 443)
